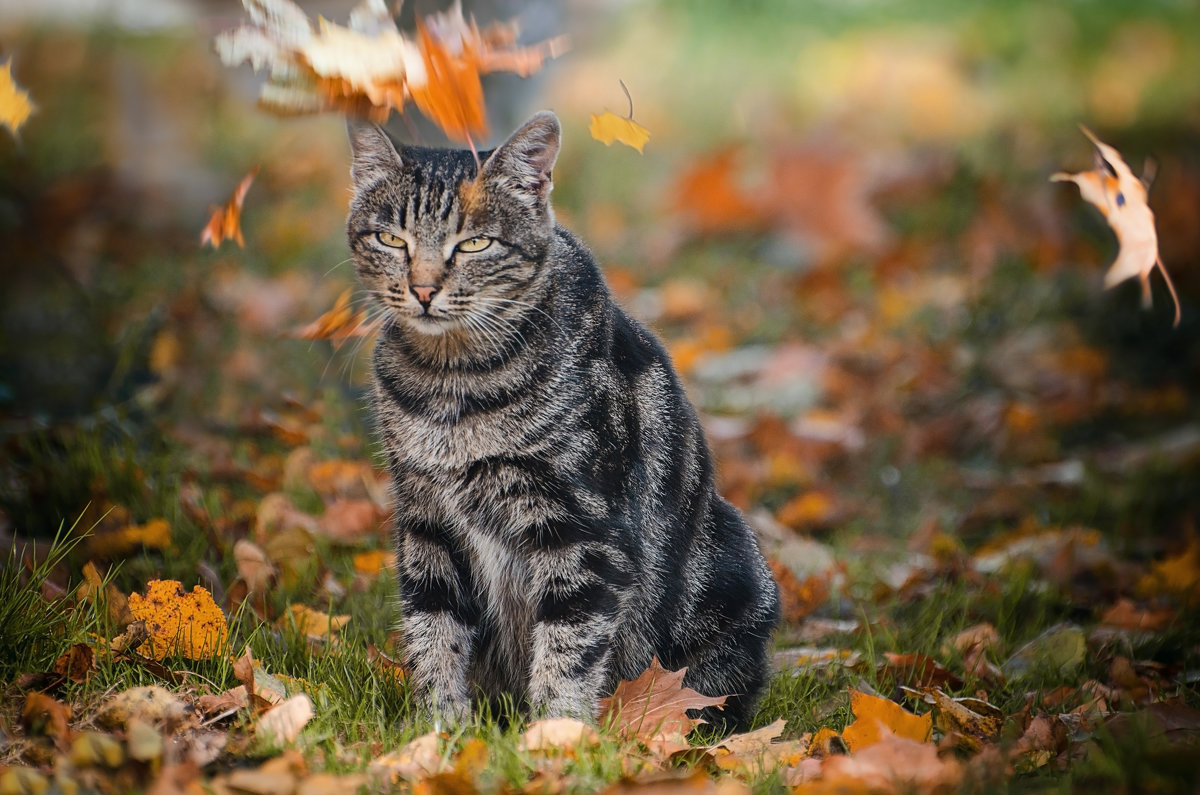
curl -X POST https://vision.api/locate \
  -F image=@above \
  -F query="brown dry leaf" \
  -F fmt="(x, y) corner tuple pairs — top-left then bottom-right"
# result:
(807, 730), (964, 794)
(589, 110), (650, 154)
(0, 58), (34, 138)
(881, 652), (963, 690)
(1099, 597), (1175, 631)
(279, 603), (351, 637)
(52, 643), (95, 684)
(915, 688), (1003, 753)
(215, 0), (564, 142)
(519, 718), (601, 753)
(768, 562), (831, 624)
(317, 497), (383, 543)
(128, 580), (228, 660)
(196, 685), (249, 717)
(599, 657), (727, 742)
(1052, 126), (1180, 325)
(200, 166), (258, 249)
(234, 538), (276, 594)
(256, 693), (314, 745)
(23, 692), (72, 751)
(293, 288), (375, 348)
(840, 688), (932, 752)
(413, 738), (489, 795)
(600, 770), (750, 795)
(1010, 715), (1068, 772)
(369, 731), (447, 784)
(86, 517), (172, 559)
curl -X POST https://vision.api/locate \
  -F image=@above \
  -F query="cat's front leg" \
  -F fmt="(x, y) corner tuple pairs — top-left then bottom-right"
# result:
(527, 540), (628, 719)
(396, 517), (478, 723)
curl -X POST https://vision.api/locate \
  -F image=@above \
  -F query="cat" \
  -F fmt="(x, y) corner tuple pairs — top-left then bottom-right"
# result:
(346, 111), (780, 729)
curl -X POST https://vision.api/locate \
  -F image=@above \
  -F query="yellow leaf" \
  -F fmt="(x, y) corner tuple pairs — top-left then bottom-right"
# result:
(280, 603), (351, 637)
(127, 580), (228, 660)
(293, 288), (376, 348)
(589, 110), (651, 154)
(1052, 126), (1180, 326)
(1138, 535), (1200, 606)
(840, 688), (932, 752)
(0, 59), (34, 138)
(85, 518), (172, 559)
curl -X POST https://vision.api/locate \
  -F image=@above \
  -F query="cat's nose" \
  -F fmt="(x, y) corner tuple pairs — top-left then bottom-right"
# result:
(410, 284), (440, 309)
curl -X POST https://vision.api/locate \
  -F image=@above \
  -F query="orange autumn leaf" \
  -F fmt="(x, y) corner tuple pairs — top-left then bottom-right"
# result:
(1052, 126), (1180, 326)
(672, 147), (765, 234)
(127, 580), (228, 660)
(215, 0), (564, 142)
(410, 20), (486, 145)
(0, 58), (35, 138)
(293, 288), (375, 348)
(201, 166), (258, 249)
(1137, 535), (1200, 606)
(840, 688), (932, 752)
(589, 110), (650, 154)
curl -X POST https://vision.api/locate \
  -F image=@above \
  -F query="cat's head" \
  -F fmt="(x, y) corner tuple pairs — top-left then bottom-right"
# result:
(346, 112), (561, 339)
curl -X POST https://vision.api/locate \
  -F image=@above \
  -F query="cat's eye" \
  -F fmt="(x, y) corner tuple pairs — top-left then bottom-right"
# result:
(375, 231), (407, 249)
(456, 236), (493, 254)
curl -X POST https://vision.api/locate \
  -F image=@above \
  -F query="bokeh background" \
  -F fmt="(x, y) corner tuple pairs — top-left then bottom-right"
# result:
(3, 0), (1199, 581)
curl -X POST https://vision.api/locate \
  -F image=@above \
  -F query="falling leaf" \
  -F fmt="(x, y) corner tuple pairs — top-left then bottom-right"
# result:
(0, 58), (34, 138)
(215, 0), (564, 142)
(201, 166), (258, 249)
(840, 688), (932, 752)
(256, 693), (314, 745)
(1052, 126), (1180, 325)
(293, 288), (375, 348)
(127, 580), (229, 660)
(590, 111), (651, 154)
(599, 658), (727, 743)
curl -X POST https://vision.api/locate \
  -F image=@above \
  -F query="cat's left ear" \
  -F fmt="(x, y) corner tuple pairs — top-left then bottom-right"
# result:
(481, 111), (561, 207)
(347, 122), (404, 187)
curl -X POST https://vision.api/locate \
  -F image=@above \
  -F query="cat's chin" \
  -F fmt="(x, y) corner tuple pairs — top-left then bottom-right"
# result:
(403, 314), (455, 337)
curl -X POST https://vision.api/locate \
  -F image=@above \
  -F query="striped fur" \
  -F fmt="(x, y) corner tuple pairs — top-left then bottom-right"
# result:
(347, 112), (780, 728)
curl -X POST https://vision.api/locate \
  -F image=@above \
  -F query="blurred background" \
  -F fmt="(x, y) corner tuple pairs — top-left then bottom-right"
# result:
(2, 0), (1199, 574)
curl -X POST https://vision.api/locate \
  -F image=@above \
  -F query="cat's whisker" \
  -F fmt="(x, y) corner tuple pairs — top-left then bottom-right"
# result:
(322, 257), (356, 278)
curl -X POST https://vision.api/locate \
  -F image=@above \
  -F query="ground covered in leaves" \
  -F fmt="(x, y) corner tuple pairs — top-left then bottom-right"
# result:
(2, 0), (1200, 793)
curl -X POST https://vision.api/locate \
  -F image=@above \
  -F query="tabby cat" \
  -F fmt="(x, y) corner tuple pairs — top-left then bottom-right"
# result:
(347, 111), (780, 729)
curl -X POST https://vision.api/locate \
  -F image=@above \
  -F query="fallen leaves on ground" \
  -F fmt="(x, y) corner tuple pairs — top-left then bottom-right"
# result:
(840, 689), (933, 752)
(600, 658), (727, 749)
(126, 580), (228, 660)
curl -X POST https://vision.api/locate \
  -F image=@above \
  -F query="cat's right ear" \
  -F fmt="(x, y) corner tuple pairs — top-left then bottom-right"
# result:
(347, 122), (403, 187)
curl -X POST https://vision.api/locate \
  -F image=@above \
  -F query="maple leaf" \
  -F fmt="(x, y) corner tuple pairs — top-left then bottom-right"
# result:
(1052, 126), (1180, 326)
(201, 166), (259, 249)
(127, 580), (229, 660)
(599, 657), (727, 743)
(0, 58), (34, 138)
(293, 288), (376, 348)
